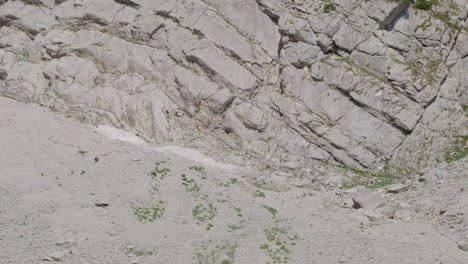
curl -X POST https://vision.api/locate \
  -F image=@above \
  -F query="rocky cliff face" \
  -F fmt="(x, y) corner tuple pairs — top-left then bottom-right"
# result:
(0, 0), (466, 175)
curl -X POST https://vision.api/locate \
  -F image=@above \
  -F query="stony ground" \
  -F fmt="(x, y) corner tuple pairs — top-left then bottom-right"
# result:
(1, 97), (467, 264)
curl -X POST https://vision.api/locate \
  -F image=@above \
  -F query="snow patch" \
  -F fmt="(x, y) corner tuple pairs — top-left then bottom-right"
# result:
(95, 125), (146, 145)
(151, 145), (235, 170)
(96, 125), (234, 170)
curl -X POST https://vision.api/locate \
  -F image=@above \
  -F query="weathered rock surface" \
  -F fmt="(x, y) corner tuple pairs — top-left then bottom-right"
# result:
(0, 0), (466, 175)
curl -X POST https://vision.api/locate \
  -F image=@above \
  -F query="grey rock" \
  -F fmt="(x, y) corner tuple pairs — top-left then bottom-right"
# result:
(362, 210), (386, 222)
(44, 250), (70, 261)
(234, 102), (267, 132)
(375, 205), (397, 219)
(361, 0), (410, 28)
(333, 24), (369, 52)
(385, 183), (407, 194)
(356, 36), (386, 56)
(352, 189), (386, 211)
(208, 88), (234, 114)
(56, 239), (77, 249)
(457, 239), (468, 252)
(0, 69), (7, 80)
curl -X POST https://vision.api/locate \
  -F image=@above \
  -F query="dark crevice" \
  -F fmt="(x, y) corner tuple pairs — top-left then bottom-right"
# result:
(113, 0), (140, 9)
(384, 2), (410, 31)
(332, 83), (411, 135)
(254, 0), (280, 25)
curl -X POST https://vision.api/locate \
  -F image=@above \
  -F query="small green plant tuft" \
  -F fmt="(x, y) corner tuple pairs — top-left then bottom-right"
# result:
(324, 3), (336, 13)
(444, 136), (468, 163)
(414, 0), (432, 10)
(254, 189), (266, 198)
(126, 248), (154, 257)
(228, 225), (241, 232)
(262, 205), (278, 218)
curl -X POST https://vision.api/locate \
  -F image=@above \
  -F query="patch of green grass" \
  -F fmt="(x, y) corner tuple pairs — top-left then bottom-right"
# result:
(181, 174), (201, 192)
(461, 105), (468, 111)
(126, 248), (154, 257)
(190, 166), (205, 172)
(152, 160), (170, 179)
(323, 3), (336, 13)
(414, 0), (432, 10)
(192, 203), (217, 224)
(222, 178), (239, 187)
(133, 203), (165, 222)
(254, 190), (266, 198)
(444, 136), (468, 163)
(338, 166), (397, 189)
(193, 240), (237, 264)
(189, 165), (207, 179)
(262, 225), (299, 264)
(80, 170), (86, 175)
(262, 205), (278, 218)
(48, 81), (53, 87)
(227, 225), (241, 232)
(260, 244), (269, 250)
(234, 207), (242, 217)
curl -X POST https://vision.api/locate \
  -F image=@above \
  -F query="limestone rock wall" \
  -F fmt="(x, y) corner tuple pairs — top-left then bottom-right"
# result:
(0, 0), (466, 173)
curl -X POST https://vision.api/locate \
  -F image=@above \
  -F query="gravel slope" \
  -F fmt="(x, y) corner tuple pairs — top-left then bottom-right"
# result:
(1, 96), (467, 264)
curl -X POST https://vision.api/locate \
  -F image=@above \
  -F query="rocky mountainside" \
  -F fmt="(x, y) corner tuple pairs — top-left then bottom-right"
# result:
(1, 1), (468, 263)
(0, 0), (467, 176)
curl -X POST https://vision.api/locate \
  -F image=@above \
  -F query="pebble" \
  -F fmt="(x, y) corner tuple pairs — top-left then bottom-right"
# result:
(352, 189), (386, 210)
(94, 202), (109, 207)
(56, 238), (77, 249)
(458, 239), (468, 251)
(44, 249), (70, 261)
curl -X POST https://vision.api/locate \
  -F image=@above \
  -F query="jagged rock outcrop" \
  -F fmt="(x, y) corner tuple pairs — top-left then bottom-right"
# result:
(0, 0), (467, 174)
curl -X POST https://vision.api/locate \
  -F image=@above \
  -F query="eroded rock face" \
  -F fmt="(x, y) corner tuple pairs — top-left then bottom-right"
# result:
(0, 0), (466, 173)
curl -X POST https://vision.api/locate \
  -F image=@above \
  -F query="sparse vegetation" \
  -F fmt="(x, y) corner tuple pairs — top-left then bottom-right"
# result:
(126, 247), (154, 257)
(338, 166), (396, 189)
(189, 166), (205, 173)
(262, 225), (299, 264)
(133, 202), (165, 222)
(181, 174), (201, 192)
(227, 225), (241, 232)
(151, 160), (171, 179)
(193, 240), (237, 264)
(444, 136), (468, 163)
(234, 207), (242, 217)
(192, 203), (217, 224)
(190, 165), (207, 179)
